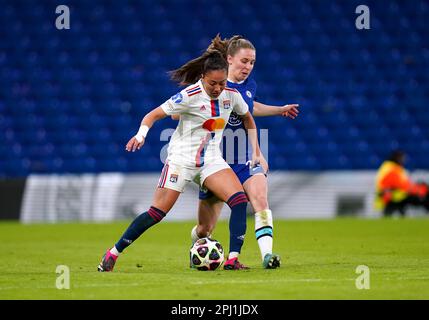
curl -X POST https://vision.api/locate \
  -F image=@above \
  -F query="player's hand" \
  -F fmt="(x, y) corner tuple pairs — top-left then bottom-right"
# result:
(126, 136), (145, 152)
(250, 153), (263, 169)
(280, 104), (299, 119)
(260, 154), (269, 174)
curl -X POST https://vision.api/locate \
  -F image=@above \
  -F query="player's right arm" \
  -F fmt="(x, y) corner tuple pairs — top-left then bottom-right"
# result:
(126, 91), (189, 152)
(126, 106), (168, 152)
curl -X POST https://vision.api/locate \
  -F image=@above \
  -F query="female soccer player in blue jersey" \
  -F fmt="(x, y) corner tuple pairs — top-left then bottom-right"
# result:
(188, 35), (300, 269)
(98, 50), (263, 272)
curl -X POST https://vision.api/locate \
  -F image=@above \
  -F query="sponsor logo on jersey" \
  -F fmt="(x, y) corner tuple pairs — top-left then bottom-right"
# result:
(202, 118), (225, 131)
(171, 92), (183, 104)
(200, 105), (206, 111)
(228, 111), (242, 127)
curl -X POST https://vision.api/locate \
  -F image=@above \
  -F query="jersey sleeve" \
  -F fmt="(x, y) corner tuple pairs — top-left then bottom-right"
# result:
(160, 91), (189, 115)
(232, 91), (249, 115)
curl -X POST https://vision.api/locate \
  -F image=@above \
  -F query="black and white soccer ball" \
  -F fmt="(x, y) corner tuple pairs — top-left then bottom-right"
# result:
(190, 238), (224, 271)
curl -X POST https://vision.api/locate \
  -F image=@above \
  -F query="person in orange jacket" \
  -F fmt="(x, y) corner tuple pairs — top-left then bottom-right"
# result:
(375, 150), (429, 217)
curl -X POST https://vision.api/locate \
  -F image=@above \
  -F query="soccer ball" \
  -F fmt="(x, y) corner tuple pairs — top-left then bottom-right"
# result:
(190, 238), (224, 271)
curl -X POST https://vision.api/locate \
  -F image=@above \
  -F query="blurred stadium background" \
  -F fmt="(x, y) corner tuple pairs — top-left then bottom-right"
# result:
(0, 0), (428, 222)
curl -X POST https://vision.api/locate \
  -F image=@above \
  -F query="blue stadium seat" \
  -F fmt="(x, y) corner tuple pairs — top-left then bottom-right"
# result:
(0, 0), (428, 175)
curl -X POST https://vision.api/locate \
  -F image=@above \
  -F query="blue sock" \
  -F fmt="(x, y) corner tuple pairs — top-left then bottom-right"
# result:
(227, 192), (248, 254)
(114, 206), (166, 252)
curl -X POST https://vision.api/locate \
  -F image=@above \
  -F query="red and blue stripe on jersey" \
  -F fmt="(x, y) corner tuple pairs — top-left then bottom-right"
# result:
(158, 162), (169, 188)
(186, 85), (202, 97)
(195, 132), (215, 167)
(210, 100), (220, 117)
(224, 87), (240, 94)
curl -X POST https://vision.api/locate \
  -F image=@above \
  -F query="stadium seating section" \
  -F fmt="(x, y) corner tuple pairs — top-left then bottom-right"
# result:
(1, 0), (428, 176)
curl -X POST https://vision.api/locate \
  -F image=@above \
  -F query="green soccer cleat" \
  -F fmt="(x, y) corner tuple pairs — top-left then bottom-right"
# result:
(263, 253), (281, 269)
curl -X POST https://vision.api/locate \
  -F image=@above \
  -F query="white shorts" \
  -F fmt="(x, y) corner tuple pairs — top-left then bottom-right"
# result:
(157, 159), (230, 193)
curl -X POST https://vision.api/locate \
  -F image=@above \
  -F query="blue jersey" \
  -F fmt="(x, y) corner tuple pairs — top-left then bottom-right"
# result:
(222, 77), (258, 164)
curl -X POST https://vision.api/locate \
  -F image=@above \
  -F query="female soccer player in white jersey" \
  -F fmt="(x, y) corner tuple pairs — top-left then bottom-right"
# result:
(98, 50), (262, 272)
(189, 35), (300, 269)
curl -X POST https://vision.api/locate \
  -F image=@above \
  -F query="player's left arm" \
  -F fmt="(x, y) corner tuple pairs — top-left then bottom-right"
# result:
(233, 92), (264, 167)
(253, 101), (300, 119)
(240, 112), (269, 172)
(240, 111), (263, 167)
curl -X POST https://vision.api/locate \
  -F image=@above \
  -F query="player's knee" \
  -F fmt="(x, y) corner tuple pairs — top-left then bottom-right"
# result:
(251, 194), (268, 211)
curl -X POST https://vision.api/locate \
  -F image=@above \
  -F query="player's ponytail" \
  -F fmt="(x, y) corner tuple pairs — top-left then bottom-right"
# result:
(169, 34), (254, 86)
(205, 34), (256, 57)
(169, 54), (207, 86)
(206, 34), (229, 60)
(169, 41), (228, 86)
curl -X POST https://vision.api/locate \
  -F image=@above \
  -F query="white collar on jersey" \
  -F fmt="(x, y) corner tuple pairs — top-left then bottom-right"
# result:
(199, 79), (228, 100)
(227, 78), (245, 85)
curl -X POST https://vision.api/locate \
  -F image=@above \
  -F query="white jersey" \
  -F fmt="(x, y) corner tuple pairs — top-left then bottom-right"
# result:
(160, 80), (249, 168)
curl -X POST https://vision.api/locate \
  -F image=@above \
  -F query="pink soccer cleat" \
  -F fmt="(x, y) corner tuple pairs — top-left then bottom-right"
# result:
(97, 249), (118, 272)
(223, 257), (250, 270)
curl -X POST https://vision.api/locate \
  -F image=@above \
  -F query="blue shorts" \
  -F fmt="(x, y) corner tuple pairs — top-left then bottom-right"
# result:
(199, 162), (266, 200)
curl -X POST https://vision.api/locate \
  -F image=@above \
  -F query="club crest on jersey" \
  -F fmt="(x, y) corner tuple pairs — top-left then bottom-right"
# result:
(223, 100), (231, 109)
(170, 92), (183, 104)
(246, 90), (252, 98)
(169, 174), (178, 183)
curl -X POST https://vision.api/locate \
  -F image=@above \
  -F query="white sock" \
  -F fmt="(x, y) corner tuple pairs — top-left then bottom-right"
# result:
(110, 246), (121, 256)
(191, 225), (212, 245)
(255, 209), (273, 260)
(191, 225), (199, 245)
(228, 252), (239, 260)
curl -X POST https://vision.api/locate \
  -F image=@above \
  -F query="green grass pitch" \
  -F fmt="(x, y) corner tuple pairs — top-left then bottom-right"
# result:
(0, 218), (428, 299)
